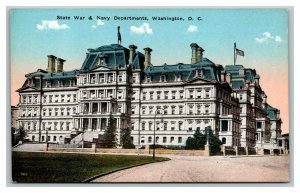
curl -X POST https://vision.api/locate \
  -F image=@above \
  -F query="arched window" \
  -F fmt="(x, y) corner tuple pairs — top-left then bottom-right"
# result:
(222, 137), (226, 144)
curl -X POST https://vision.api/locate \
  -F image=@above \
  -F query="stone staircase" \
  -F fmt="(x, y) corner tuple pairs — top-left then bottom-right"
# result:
(69, 131), (102, 148)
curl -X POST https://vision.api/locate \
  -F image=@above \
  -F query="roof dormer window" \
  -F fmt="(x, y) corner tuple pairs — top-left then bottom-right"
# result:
(146, 76), (152, 83)
(160, 75), (166, 82)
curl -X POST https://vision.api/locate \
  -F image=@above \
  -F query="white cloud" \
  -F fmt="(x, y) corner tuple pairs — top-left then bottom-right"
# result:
(255, 32), (273, 43)
(275, 36), (282, 42)
(187, 25), (198, 33)
(37, 20), (70, 31)
(255, 32), (283, 43)
(97, 20), (104, 26)
(130, 23), (153, 34)
(91, 20), (105, 28)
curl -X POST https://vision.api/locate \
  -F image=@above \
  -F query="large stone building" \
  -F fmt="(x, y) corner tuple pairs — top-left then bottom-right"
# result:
(15, 40), (283, 149)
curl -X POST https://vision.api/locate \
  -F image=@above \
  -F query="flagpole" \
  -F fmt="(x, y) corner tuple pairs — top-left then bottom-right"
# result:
(234, 42), (236, 65)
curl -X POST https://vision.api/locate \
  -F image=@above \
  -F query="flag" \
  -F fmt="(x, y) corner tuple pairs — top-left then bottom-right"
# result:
(236, 48), (244, 56)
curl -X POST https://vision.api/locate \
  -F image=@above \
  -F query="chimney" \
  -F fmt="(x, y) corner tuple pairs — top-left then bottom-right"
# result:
(225, 72), (231, 84)
(221, 71), (226, 82)
(47, 55), (57, 72)
(196, 46), (205, 62)
(143, 47), (152, 68)
(56, 58), (66, 72)
(190, 43), (199, 64)
(129, 44), (137, 64)
(255, 74), (260, 85)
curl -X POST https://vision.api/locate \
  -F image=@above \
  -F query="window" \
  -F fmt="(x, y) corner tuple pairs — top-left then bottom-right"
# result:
(222, 137), (226, 144)
(170, 137), (174, 143)
(197, 105), (201, 114)
(66, 122), (70, 131)
(49, 95), (53, 103)
(54, 122), (58, 130)
(22, 96), (27, 103)
(197, 89), (202, 98)
(49, 108), (52, 116)
(163, 137), (167, 143)
(42, 122), (46, 130)
(66, 95), (71, 102)
(172, 91), (176, 99)
(60, 122), (64, 130)
(146, 76), (151, 82)
(118, 75), (123, 82)
(189, 90), (194, 99)
(131, 122), (135, 130)
(53, 136), (57, 142)
(99, 74), (105, 82)
(73, 94), (77, 102)
(108, 74), (113, 82)
(205, 104), (210, 114)
(118, 105), (122, 113)
(32, 136), (35, 141)
(179, 106), (183, 115)
(132, 76), (136, 83)
(150, 92), (153, 100)
(189, 105), (193, 115)
(178, 137), (182, 143)
(28, 96), (32, 103)
(240, 94), (243, 100)
(132, 92), (136, 100)
(42, 136), (45, 141)
(54, 95), (58, 102)
(55, 108), (58, 116)
(142, 92), (146, 100)
(161, 75), (166, 82)
(67, 108), (70, 116)
(257, 122), (262, 129)
(205, 90), (210, 98)
(118, 91), (122, 99)
(221, 120), (229, 132)
(131, 106), (135, 114)
(171, 106), (175, 115)
(149, 122), (153, 131)
(60, 108), (64, 116)
(178, 122), (183, 130)
(155, 137), (159, 143)
(179, 91), (184, 99)
(164, 122), (167, 130)
(142, 122), (145, 130)
(148, 136), (152, 143)
(164, 91), (168, 99)
(157, 91), (161, 100)
(142, 106), (146, 114)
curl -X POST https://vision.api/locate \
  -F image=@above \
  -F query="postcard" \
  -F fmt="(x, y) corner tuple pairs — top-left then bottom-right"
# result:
(10, 8), (289, 183)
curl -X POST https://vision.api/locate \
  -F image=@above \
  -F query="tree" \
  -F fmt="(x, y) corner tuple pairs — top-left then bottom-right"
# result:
(185, 127), (222, 155)
(101, 116), (117, 148)
(120, 128), (135, 149)
(185, 128), (206, 150)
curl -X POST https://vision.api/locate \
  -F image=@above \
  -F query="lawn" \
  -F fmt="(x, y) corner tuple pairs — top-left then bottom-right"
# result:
(12, 151), (169, 183)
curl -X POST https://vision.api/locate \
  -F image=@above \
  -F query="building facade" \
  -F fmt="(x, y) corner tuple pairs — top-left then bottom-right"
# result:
(15, 41), (283, 149)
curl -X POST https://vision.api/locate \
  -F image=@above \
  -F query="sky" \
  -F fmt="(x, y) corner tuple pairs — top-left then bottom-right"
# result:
(10, 8), (289, 133)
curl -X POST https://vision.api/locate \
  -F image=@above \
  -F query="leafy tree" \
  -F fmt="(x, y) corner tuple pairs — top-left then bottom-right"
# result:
(121, 128), (135, 149)
(185, 128), (206, 150)
(101, 116), (117, 148)
(185, 127), (222, 155)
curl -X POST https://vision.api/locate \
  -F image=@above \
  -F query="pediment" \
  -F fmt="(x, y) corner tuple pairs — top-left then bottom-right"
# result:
(186, 77), (213, 84)
(17, 86), (38, 92)
(88, 65), (113, 72)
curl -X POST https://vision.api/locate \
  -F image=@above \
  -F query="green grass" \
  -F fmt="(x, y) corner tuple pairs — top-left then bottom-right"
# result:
(12, 151), (169, 183)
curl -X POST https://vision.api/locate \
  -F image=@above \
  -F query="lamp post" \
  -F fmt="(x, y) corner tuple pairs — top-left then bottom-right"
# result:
(153, 108), (163, 160)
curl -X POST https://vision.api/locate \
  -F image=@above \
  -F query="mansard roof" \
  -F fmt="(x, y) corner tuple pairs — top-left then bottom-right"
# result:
(80, 44), (145, 71)
(144, 58), (221, 82)
(225, 64), (258, 89)
(267, 104), (280, 120)
(25, 69), (79, 80)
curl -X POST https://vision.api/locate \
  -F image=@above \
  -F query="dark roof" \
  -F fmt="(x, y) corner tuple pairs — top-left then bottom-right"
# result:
(267, 104), (280, 120)
(225, 64), (257, 83)
(144, 58), (220, 82)
(80, 44), (145, 71)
